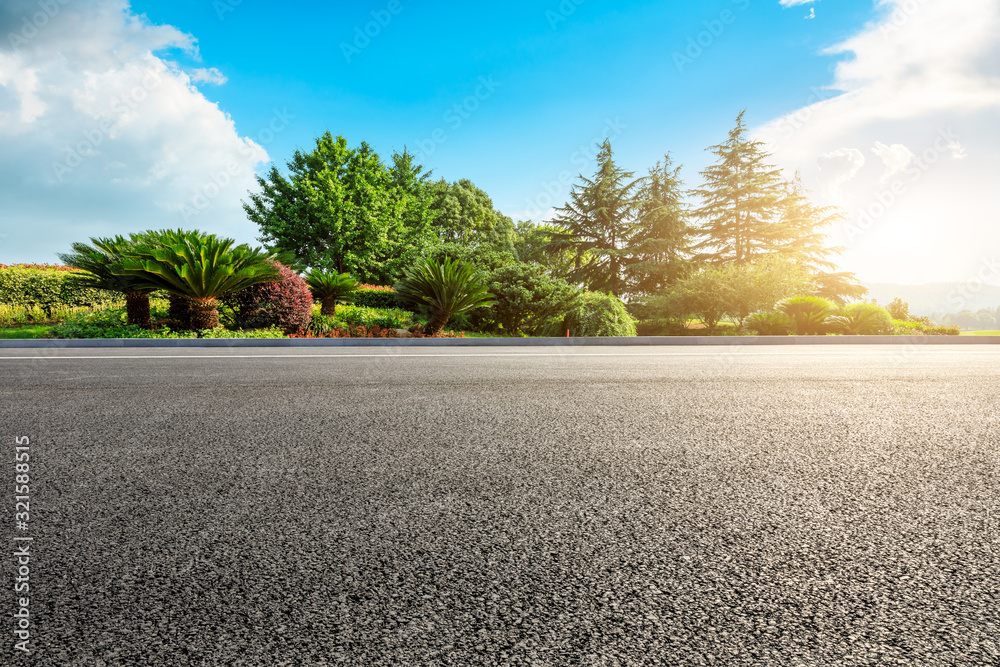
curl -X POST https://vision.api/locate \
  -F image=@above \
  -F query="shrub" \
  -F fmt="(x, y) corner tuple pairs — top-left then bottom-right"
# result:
(746, 311), (793, 335)
(0, 265), (121, 311)
(352, 286), (403, 310)
(225, 262), (313, 334)
(291, 324), (398, 338)
(477, 263), (580, 336)
(560, 291), (637, 337)
(827, 302), (894, 335)
(777, 295), (839, 335)
(925, 325), (960, 336)
(395, 257), (496, 336)
(305, 270), (358, 316)
(48, 308), (286, 339)
(337, 305), (414, 329)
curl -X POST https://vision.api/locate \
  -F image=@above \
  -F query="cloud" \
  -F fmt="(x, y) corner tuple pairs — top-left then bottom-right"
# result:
(779, 0), (817, 6)
(756, 0), (1000, 284)
(0, 0), (270, 264)
(870, 141), (914, 185)
(817, 148), (865, 198)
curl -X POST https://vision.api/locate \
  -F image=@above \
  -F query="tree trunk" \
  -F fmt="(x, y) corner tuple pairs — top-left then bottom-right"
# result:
(189, 298), (220, 330)
(124, 291), (152, 329)
(427, 309), (450, 337)
(168, 294), (193, 330)
(321, 296), (337, 317)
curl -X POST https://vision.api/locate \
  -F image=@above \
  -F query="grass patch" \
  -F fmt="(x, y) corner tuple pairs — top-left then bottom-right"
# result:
(0, 324), (54, 339)
(960, 330), (1000, 336)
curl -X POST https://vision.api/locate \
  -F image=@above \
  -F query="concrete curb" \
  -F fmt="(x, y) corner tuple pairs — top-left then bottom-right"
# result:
(1, 335), (998, 348)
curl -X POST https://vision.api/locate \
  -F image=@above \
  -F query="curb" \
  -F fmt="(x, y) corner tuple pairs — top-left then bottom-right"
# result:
(1, 336), (998, 348)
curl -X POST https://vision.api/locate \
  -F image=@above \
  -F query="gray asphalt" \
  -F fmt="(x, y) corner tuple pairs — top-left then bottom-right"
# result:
(2, 346), (998, 666)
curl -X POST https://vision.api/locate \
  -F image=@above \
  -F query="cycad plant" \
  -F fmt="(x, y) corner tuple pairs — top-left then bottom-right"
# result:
(119, 230), (285, 330)
(745, 311), (793, 336)
(826, 302), (893, 335)
(58, 235), (154, 328)
(395, 257), (496, 336)
(777, 295), (839, 335)
(305, 270), (359, 317)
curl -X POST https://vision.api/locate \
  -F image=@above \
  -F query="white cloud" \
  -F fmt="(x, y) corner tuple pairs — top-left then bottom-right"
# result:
(780, 0), (817, 7)
(870, 141), (914, 185)
(817, 148), (865, 198)
(0, 0), (269, 264)
(756, 0), (1000, 284)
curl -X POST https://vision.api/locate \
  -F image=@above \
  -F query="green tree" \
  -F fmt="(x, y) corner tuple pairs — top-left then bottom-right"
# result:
(724, 256), (813, 326)
(244, 132), (437, 284)
(626, 155), (692, 295)
(691, 111), (788, 265)
(549, 139), (642, 297)
(513, 220), (580, 275)
(663, 266), (733, 334)
(426, 179), (518, 252)
(479, 263), (581, 335)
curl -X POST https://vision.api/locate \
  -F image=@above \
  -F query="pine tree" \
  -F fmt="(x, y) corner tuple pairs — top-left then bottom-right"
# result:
(626, 155), (692, 295)
(548, 139), (641, 297)
(691, 111), (788, 265)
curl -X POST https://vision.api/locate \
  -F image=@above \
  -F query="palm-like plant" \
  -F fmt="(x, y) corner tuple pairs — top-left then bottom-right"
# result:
(58, 236), (154, 328)
(745, 311), (793, 336)
(395, 257), (496, 336)
(305, 270), (359, 317)
(119, 230), (285, 330)
(777, 295), (839, 335)
(826, 302), (893, 335)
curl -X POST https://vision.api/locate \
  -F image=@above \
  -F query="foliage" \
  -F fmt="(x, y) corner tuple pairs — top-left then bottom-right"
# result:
(421, 241), (518, 274)
(58, 235), (156, 328)
(0, 303), (117, 326)
(478, 263), (581, 336)
(777, 295), (839, 335)
(394, 257), (496, 335)
(305, 269), (358, 317)
(745, 311), (793, 335)
(426, 178), (518, 251)
(691, 111), (788, 265)
(559, 291), (637, 337)
(119, 230), (286, 330)
(812, 271), (868, 306)
(336, 305), (415, 329)
(777, 175), (846, 272)
(225, 262), (314, 334)
(826, 302), (894, 335)
(245, 132), (437, 284)
(662, 266), (733, 334)
(291, 324), (398, 338)
(724, 256), (813, 325)
(512, 221), (580, 276)
(352, 286), (403, 310)
(47, 308), (286, 339)
(548, 139), (641, 297)
(0, 264), (121, 311)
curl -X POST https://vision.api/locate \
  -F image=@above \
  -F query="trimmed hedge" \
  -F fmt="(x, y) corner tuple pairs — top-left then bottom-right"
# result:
(0, 264), (122, 310)
(353, 285), (407, 310)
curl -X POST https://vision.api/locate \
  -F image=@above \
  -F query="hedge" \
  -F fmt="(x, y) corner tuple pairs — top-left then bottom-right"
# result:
(353, 285), (409, 310)
(0, 265), (122, 310)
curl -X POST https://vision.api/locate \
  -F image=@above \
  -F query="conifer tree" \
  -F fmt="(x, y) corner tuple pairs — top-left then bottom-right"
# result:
(627, 155), (692, 295)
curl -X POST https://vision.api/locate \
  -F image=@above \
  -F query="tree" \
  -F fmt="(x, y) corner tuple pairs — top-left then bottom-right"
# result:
(120, 231), (286, 330)
(513, 220), (580, 276)
(394, 257), (496, 336)
(58, 235), (154, 328)
(478, 263), (581, 336)
(724, 256), (812, 326)
(626, 155), (692, 295)
(548, 139), (642, 297)
(244, 132), (437, 284)
(664, 266), (733, 334)
(691, 111), (789, 266)
(426, 179), (518, 252)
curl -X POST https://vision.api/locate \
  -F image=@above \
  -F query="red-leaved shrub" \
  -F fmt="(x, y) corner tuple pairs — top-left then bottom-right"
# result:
(225, 262), (313, 334)
(290, 324), (398, 338)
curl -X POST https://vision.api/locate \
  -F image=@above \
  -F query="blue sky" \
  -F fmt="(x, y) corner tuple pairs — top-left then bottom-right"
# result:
(2, 0), (998, 286)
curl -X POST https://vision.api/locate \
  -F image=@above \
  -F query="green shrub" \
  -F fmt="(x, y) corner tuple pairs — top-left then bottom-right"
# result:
(476, 263), (580, 336)
(745, 311), (793, 335)
(337, 305), (414, 329)
(48, 308), (286, 339)
(827, 302), (894, 335)
(925, 325), (960, 336)
(395, 257), (496, 336)
(559, 291), (636, 337)
(0, 265), (122, 311)
(777, 295), (839, 335)
(352, 285), (404, 310)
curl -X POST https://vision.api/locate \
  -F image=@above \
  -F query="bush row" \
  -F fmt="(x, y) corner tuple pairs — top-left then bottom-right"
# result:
(0, 265), (122, 310)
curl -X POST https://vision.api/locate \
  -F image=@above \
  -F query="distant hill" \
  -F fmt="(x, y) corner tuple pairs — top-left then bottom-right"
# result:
(863, 283), (1000, 317)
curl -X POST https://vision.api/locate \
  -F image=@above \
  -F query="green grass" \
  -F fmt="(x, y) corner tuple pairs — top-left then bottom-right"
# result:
(0, 324), (54, 339)
(960, 330), (1000, 336)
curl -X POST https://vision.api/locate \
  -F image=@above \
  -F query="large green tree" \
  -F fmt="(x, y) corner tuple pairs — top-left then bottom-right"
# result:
(426, 178), (518, 252)
(548, 139), (642, 298)
(691, 111), (789, 265)
(244, 132), (437, 285)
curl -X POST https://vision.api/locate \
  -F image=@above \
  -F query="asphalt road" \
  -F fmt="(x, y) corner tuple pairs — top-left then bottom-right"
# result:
(2, 346), (998, 666)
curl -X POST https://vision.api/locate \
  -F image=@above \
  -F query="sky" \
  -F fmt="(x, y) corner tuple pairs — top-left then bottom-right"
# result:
(1, 0), (997, 286)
